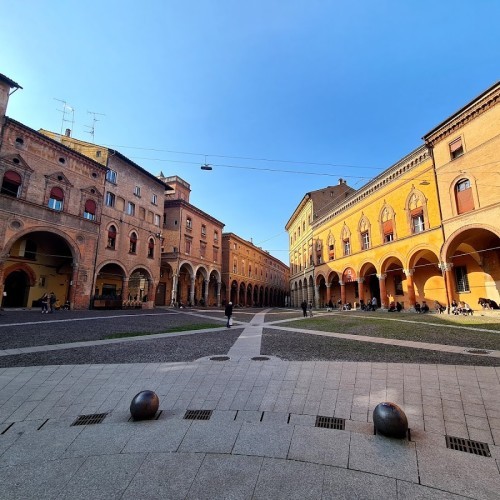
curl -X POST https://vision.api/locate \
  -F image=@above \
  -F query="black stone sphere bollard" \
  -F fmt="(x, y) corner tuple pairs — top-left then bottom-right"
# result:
(373, 402), (408, 439)
(130, 390), (159, 421)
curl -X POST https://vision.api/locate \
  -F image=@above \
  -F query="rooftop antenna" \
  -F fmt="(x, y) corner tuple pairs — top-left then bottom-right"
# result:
(84, 110), (106, 143)
(54, 98), (75, 140)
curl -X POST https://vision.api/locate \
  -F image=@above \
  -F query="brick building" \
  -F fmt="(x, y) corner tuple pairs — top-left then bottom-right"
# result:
(0, 73), (170, 309)
(0, 74), (107, 309)
(221, 233), (289, 307)
(157, 175), (224, 307)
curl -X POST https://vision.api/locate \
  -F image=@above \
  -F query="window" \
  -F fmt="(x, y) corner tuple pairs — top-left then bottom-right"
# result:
(147, 238), (154, 258)
(48, 187), (64, 211)
(411, 210), (425, 234)
(96, 150), (102, 158)
(361, 231), (370, 250)
(200, 241), (206, 258)
(154, 214), (161, 226)
(233, 259), (237, 273)
(449, 137), (464, 159)
(127, 202), (135, 216)
(129, 232), (137, 253)
(185, 238), (192, 254)
(214, 230), (219, 242)
(186, 217), (192, 230)
(455, 266), (470, 292)
(213, 247), (219, 262)
(343, 238), (351, 256)
(83, 199), (97, 221)
(394, 275), (404, 295)
(106, 169), (117, 183)
(151, 194), (158, 205)
(455, 178), (474, 214)
(317, 255), (322, 265)
(382, 219), (394, 243)
(1, 170), (22, 197)
(201, 224), (206, 237)
(134, 186), (141, 196)
(107, 225), (117, 249)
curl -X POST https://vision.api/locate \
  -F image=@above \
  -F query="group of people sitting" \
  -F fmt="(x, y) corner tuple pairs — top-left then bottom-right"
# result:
(451, 299), (473, 315)
(388, 301), (403, 312)
(414, 301), (430, 313)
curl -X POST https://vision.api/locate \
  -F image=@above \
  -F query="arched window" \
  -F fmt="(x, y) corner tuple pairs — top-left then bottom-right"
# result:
(407, 192), (426, 234)
(328, 233), (335, 261)
(48, 187), (64, 211)
(358, 216), (371, 250)
(147, 238), (155, 258)
(83, 199), (97, 221)
(129, 232), (137, 254)
(455, 178), (474, 214)
(186, 217), (192, 229)
(107, 225), (117, 249)
(341, 226), (351, 256)
(1, 170), (22, 197)
(380, 206), (395, 243)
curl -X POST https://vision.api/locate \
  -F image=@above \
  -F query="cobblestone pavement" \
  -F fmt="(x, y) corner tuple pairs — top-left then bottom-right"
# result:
(0, 308), (499, 498)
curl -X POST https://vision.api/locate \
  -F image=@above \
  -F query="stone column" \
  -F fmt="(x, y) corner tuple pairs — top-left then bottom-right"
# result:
(377, 274), (388, 309)
(439, 262), (454, 311)
(217, 281), (221, 307)
(68, 263), (79, 308)
(122, 277), (129, 301)
(403, 269), (416, 309)
(204, 279), (209, 306)
(357, 277), (365, 306)
(0, 261), (4, 308)
(189, 277), (195, 306)
(314, 285), (319, 307)
(171, 274), (178, 306)
(340, 280), (346, 305)
(326, 282), (332, 305)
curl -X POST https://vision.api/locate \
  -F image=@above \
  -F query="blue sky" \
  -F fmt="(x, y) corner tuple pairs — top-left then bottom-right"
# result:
(1, 1), (499, 263)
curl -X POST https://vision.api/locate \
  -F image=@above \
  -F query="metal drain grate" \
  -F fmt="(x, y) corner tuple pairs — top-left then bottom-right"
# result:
(466, 349), (491, 355)
(446, 435), (491, 457)
(71, 413), (108, 426)
(315, 415), (345, 430)
(184, 409), (213, 421)
(210, 356), (230, 361)
(251, 356), (270, 361)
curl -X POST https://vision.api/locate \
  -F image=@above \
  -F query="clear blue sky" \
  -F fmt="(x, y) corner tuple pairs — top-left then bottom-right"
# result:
(1, 1), (499, 263)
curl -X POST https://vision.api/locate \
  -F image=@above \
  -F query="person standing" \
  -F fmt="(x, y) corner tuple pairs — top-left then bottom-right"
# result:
(40, 293), (48, 314)
(49, 292), (56, 313)
(225, 301), (233, 328)
(301, 300), (307, 317)
(308, 301), (313, 317)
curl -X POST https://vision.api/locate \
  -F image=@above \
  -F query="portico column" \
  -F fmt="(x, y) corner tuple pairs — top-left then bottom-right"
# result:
(340, 280), (346, 305)
(171, 274), (178, 306)
(204, 279), (209, 306)
(326, 282), (332, 305)
(122, 277), (129, 301)
(314, 285), (319, 307)
(217, 281), (221, 307)
(0, 262), (5, 308)
(357, 277), (365, 305)
(189, 277), (195, 306)
(439, 262), (454, 311)
(377, 274), (388, 309)
(403, 269), (416, 309)
(68, 263), (79, 309)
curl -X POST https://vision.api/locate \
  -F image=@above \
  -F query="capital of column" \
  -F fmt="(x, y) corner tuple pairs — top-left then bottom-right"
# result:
(377, 274), (387, 281)
(339, 281), (344, 286)
(438, 261), (453, 273)
(357, 277), (365, 284)
(403, 268), (414, 277)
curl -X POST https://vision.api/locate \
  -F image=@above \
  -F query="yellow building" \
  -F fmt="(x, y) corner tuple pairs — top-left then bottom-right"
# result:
(289, 82), (500, 312)
(310, 146), (442, 311)
(423, 82), (500, 308)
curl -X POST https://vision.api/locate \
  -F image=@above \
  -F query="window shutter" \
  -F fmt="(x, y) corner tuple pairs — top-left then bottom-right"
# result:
(382, 220), (393, 235)
(4, 170), (22, 184)
(456, 186), (474, 214)
(410, 207), (423, 217)
(84, 199), (96, 214)
(449, 138), (462, 153)
(50, 187), (64, 201)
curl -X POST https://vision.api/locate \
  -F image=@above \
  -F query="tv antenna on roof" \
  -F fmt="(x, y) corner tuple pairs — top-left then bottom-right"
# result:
(85, 111), (106, 143)
(54, 98), (75, 139)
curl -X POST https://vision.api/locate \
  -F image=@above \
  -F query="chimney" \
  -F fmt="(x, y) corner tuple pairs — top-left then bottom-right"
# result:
(65, 128), (71, 137)
(338, 178), (344, 185)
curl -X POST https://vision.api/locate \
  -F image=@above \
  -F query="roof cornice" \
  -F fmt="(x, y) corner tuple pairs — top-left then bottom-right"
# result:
(423, 82), (500, 146)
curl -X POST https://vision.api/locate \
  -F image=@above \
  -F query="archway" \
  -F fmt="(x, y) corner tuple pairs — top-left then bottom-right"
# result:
(316, 273), (327, 308)
(2, 270), (30, 307)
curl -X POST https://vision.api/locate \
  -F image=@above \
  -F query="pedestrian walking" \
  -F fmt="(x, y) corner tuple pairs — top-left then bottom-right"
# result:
(301, 300), (307, 317)
(308, 301), (313, 317)
(225, 301), (233, 328)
